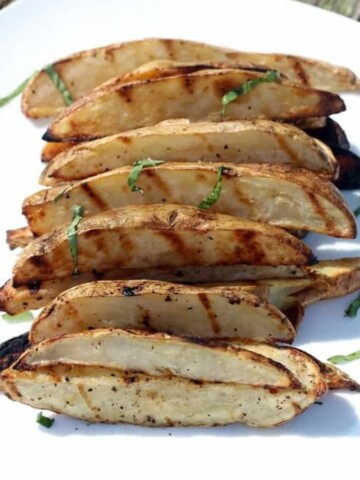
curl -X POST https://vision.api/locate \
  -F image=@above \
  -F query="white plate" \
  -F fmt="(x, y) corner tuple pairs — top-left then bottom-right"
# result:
(0, 0), (359, 478)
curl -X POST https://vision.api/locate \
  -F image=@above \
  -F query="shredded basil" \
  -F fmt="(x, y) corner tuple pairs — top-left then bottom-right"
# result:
(1, 311), (34, 322)
(0, 71), (37, 108)
(221, 70), (280, 116)
(67, 204), (84, 276)
(345, 294), (360, 318)
(198, 166), (226, 209)
(353, 205), (360, 217)
(37, 412), (55, 428)
(328, 350), (360, 365)
(128, 158), (166, 194)
(54, 187), (69, 204)
(45, 64), (73, 106)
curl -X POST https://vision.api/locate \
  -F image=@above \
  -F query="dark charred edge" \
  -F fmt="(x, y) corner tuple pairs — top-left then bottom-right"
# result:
(333, 147), (360, 190)
(306, 118), (350, 150)
(42, 130), (101, 143)
(0, 333), (30, 373)
(314, 361), (360, 392)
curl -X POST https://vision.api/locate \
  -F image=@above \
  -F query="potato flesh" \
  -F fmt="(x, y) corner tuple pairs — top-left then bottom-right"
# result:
(25, 164), (354, 238)
(1, 365), (313, 427)
(40, 120), (337, 184)
(44, 69), (345, 141)
(237, 344), (327, 395)
(19, 329), (298, 387)
(29, 281), (294, 344)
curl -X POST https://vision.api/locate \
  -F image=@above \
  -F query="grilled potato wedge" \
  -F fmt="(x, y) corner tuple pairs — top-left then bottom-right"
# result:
(29, 280), (295, 344)
(26, 164), (355, 238)
(40, 120), (338, 185)
(43, 69), (345, 142)
(12, 204), (313, 287)
(16, 329), (299, 387)
(22, 38), (360, 118)
(309, 257), (360, 299)
(0, 363), (321, 427)
(0, 265), (307, 315)
(3, 256), (359, 315)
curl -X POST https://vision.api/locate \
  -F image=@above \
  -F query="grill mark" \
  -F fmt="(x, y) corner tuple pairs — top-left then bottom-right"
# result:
(161, 39), (175, 59)
(156, 231), (190, 264)
(197, 292), (221, 334)
(232, 230), (267, 265)
(81, 182), (109, 211)
(290, 58), (310, 87)
(142, 169), (171, 198)
(77, 383), (97, 413)
(305, 191), (335, 233)
(274, 133), (302, 167)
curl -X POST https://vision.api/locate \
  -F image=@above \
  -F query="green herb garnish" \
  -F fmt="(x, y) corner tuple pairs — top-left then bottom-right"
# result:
(0, 72), (37, 108)
(54, 187), (69, 203)
(1, 311), (34, 322)
(128, 158), (166, 194)
(345, 294), (360, 318)
(221, 70), (280, 116)
(353, 205), (360, 217)
(328, 350), (360, 365)
(198, 166), (226, 209)
(45, 64), (73, 106)
(37, 412), (55, 428)
(67, 204), (84, 276)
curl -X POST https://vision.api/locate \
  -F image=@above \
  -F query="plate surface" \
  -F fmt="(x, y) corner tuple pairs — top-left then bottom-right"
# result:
(0, 0), (359, 479)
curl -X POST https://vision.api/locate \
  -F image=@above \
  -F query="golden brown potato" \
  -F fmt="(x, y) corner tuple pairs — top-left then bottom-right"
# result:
(25, 164), (355, 238)
(39, 120), (338, 185)
(29, 280), (295, 344)
(43, 69), (345, 142)
(12, 204), (313, 287)
(21, 38), (360, 118)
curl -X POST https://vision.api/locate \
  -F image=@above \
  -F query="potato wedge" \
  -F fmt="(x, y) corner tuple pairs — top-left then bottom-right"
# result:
(309, 257), (360, 300)
(22, 38), (360, 118)
(0, 364), (318, 427)
(40, 120), (338, 185)
(0, 265), (307, 315)
(16, 329), (299, 387)
(27, 164), (355, 238)
(29, 280), (295, 344)
(43, 69), (345, 142)
(12, 204), (313, 287)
